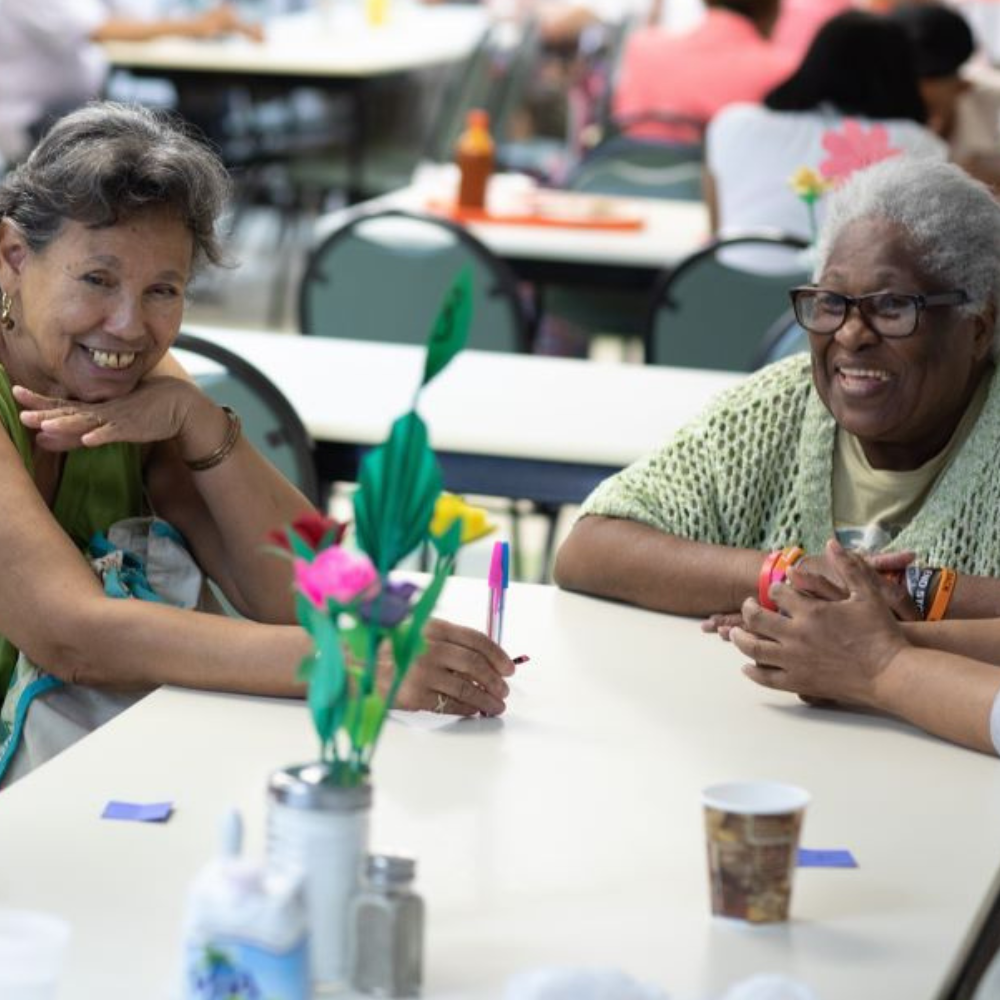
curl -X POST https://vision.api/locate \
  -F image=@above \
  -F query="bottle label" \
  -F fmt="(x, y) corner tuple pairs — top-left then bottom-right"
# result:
(186, 935), (310, 1000)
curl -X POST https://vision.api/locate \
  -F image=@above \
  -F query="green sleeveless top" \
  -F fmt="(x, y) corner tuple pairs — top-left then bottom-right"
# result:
(0, 366), (144, 701)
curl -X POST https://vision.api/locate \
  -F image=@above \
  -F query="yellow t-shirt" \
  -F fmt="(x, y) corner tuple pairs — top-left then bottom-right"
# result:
(833, 377), (989, 551)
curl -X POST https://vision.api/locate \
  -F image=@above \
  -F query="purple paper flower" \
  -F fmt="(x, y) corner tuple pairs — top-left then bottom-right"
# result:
(359, 580), (420, 627)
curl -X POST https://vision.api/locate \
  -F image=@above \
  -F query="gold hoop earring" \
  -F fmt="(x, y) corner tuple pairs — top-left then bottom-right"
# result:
(0, 291), (13, 332)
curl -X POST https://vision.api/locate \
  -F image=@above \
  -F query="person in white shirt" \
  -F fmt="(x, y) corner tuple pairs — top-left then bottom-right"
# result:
(0, 0), (260, 165)
(705, 11), (946, 246)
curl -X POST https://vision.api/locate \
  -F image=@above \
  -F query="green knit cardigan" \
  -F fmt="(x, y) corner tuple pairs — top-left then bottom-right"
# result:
(582, 355), (1000, 574)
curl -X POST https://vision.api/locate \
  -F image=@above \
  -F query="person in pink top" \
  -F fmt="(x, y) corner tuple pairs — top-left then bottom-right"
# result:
(771, 0), (853, 59)
(612, 0), (797, 140)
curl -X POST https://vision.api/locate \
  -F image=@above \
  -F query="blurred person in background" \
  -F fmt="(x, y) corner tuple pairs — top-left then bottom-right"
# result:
(705, 11), (946, 242)
(0, 0), (261, 167)
(612, 0), (796, 141)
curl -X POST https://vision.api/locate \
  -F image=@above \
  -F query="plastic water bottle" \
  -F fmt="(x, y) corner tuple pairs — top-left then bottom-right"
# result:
(182, 810), (310, 1000)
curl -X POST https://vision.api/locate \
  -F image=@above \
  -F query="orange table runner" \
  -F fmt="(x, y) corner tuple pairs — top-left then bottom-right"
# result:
(425, 197), (646, 232)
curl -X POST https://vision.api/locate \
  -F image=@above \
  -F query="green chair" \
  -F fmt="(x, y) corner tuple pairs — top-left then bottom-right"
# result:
(567, 122), (706, 202)
(538, 121), (707, 345)
(299, 209), (534, 352)
(644, 234), (810, 371)
(753, 308), (810, 369)
(173, 332), (320, 506)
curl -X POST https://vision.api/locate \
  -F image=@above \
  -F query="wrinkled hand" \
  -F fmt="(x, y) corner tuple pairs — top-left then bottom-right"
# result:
(701, 546), (918, 637)
(792, 547), (918, 621)
(701, 612), (742, 641)
(729, 540), (908, 707)
(14, 377), (206, 452)
(382, 618), (516, 716)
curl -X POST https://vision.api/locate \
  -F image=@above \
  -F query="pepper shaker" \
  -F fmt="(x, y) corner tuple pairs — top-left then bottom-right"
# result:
(349, 854), (424, 997)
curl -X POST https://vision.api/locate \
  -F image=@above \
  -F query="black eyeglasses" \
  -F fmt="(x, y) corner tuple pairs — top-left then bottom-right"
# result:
(789, 287), (970, 339)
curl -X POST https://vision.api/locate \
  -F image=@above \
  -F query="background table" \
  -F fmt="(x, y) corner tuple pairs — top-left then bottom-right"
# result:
(103, 6), (488, 201)
(181, 326), (743, 504)
(1, 578), (998, 999)
(102, 6), (488, 79)
(316, 186), (711, 293)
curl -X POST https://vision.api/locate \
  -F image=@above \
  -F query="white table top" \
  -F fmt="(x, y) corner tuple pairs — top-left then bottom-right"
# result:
(180, 326), (743, 469)
(1, 577), (998, 999)
(102, 6), (488, 78)
(314, 184), (711, 271)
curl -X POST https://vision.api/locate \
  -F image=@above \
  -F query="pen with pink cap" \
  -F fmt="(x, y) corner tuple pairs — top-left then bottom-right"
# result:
(486, 540), (505, 642)
(486, 540), (529, 664)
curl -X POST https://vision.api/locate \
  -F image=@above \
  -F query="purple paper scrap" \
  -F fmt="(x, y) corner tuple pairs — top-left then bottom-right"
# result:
(797, 848), (857, 868)
(102, 800), (174, 823)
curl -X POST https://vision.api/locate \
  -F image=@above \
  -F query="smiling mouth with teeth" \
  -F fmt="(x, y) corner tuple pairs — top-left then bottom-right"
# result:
(86, 346), (137, 371)
(837, 366), (892, 382)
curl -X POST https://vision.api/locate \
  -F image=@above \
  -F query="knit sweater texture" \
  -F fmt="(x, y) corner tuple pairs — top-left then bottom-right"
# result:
(581, 355), (1000, 574)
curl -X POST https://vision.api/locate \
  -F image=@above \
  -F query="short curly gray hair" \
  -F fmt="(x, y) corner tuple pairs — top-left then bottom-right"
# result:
(814, 156), (1000, 351)
(0, 101), (231, 268)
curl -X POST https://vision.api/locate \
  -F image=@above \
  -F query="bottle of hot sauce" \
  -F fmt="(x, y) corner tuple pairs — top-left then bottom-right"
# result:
(455, 108), (495, 211)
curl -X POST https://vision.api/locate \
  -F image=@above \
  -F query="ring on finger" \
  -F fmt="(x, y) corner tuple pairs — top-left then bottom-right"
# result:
(433, 693), (449, 714)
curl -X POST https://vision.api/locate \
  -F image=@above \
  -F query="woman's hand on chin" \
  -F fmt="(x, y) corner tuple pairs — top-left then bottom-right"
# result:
(13, 377), (203, 451)
(729, 540), (910, 709)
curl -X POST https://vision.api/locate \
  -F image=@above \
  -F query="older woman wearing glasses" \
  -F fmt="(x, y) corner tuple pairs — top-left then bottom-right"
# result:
(555, 155), (1000, 635)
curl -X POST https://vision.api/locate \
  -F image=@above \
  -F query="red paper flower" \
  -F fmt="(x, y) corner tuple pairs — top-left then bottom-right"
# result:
(268, 512), (347, 553)
(819, 121), (901, 183)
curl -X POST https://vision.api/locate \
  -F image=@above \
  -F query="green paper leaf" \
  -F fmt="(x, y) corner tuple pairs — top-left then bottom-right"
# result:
(390, 557), (451, 680)
(430, 517), (463, 559)
(357, 692), (387, 749)
(306, 612), (347, 751)
(354, 411), (442, 574)
(340, 621), (371, 665)
(296, 652), (315, 684)
(287, 531), (315, 561)
(421, 269), (473, 388)
(295, 593), (319, 634)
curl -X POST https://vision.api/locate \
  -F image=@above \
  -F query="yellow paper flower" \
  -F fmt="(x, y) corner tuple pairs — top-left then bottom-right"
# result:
(788, 166), (830, 202)
(429, 493), (495, 545)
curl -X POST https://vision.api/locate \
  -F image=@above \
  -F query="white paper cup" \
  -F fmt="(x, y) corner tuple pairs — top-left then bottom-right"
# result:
(702, 781), (810, 923)
(0, 909), (72, 999)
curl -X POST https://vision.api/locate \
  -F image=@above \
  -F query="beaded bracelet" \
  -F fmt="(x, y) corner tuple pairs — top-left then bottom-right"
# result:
(758, 546), (804, 611)
(926, 567), (957, 622)
(905, 565), (937, 620)
(184, 405), (242, 472)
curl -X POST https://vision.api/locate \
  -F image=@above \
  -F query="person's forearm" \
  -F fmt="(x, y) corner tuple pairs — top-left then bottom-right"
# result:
(91, 18), (200, 43)
(39, 596), (310, 697)
(902, 618), (1000, 665)
(873, 645), (1000, 755)
(554, 515), (763, 615)
(147, 427), (315, 624)
(945, 573), (1000, 619)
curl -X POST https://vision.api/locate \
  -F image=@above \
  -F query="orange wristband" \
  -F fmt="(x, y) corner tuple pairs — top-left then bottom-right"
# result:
(926, 568), (957, 622)
(758, 546), (803, 611)
(758, 550), (782, 610)
(773, 546), (804, 583)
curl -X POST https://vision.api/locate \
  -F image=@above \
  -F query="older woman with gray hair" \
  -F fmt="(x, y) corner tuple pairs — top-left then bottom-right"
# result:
(0, 102), (514, 784)
(556, 155), (1000, 635)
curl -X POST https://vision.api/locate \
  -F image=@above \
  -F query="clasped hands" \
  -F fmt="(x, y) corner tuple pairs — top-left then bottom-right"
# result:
(707, 540), (913, 710)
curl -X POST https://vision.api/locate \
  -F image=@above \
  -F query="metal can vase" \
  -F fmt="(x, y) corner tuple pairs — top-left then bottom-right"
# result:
(267, 763), (372, 991)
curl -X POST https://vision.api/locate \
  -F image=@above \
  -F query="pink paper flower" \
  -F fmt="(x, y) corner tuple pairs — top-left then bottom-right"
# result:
(294, 547), (378, 608)
(819, 121), (901, 183)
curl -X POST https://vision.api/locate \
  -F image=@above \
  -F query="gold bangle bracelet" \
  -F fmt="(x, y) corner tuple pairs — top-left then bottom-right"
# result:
(184, 405), (242, 472)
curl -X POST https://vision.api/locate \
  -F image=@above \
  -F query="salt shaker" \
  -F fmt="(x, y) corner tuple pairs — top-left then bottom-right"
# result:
(349, 854), (424, 997)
